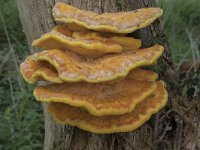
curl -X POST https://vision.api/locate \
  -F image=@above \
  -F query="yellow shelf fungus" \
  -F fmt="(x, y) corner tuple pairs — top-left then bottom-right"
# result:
(53, 2), (163, 33)
(48, 81), (168, 134)
(19, 2), (168, 134)
(125, 68), (158, 82)
(20, 45), (163, 83)
(20, 57), (63, 84)
(71, 30), (141, 51)
(32, 25), (141, 57)
(34, 69), (158, 116)
(20, 50), (158, 84)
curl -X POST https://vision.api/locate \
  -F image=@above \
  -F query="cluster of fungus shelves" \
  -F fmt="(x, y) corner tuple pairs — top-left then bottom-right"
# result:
(20, 2), (168, 134)
(48, 81), (167, 134)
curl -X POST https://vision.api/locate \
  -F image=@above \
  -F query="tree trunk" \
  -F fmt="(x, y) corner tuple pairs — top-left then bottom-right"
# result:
(16, 0), (192, 149)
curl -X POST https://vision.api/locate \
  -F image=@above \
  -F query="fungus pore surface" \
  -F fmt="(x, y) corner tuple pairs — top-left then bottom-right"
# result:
(32, 25), (141, 57)
(34, 69), (158, 116)
(21, 45), (164, 83)
(53, 2), (163, 33)
(48, 81), (168, 133)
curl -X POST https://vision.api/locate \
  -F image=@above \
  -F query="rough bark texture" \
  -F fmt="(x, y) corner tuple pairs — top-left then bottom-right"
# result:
(16, 0), (195, 150)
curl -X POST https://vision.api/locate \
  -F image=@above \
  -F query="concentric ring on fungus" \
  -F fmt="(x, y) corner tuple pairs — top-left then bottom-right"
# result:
(48, 81), (168, 133)
(20, 45), (164, 83)
(32, 25), (141, 57)
(53, 2), (163, 33)
(34, 69), (158, 116)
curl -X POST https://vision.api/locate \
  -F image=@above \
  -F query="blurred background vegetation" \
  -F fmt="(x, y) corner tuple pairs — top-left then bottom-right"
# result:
(0, 0), (199, 149)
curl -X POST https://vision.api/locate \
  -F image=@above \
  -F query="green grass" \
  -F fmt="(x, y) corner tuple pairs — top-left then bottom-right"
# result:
(157, 0), (200, 64)
(0, 0), (199, 149)
(0, 0), (43, 149)
(157, 0), (200, 97)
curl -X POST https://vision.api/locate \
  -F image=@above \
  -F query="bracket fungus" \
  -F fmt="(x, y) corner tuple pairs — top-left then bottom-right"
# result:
(20, 2), (168, 134)
(53, 2), (163, 33)
(70, 30), (142, 51)
(34, 69), (158, 116)
(32, 25), (141, 57)
(48, 81), (168, 134)
(20, 45), (163, 83)
(20, 56), (63, 84)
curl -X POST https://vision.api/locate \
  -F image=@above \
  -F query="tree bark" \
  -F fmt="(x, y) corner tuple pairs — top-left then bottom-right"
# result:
(17, 0), (185, 149)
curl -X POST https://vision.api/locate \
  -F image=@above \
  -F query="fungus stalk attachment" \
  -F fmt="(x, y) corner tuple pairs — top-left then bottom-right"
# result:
(20, 2), (168, 134)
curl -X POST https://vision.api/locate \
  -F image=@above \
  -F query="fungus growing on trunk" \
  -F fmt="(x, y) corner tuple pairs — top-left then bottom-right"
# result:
(19, 2), (168, 134)
(34, 69), (158, 116)
(48, 81), (168, 134)
(32, 25), (141, 57)
(53, 2), (163, 33)
(20, 45), (163, 83)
